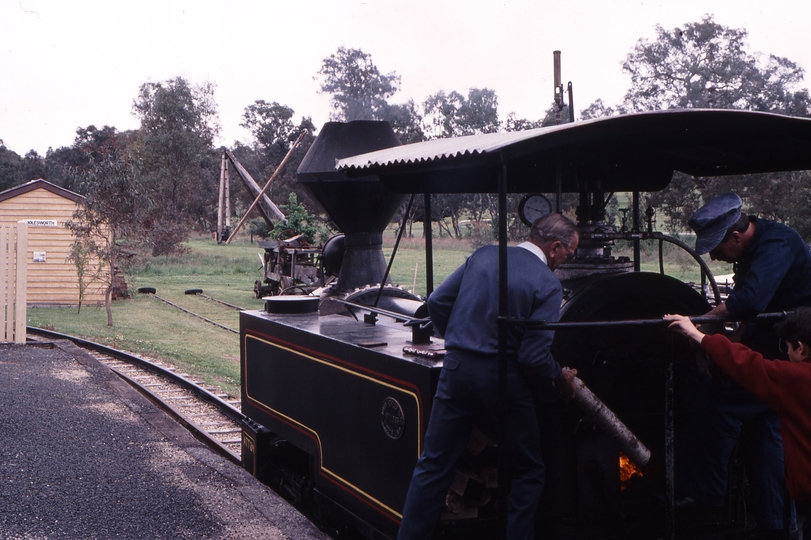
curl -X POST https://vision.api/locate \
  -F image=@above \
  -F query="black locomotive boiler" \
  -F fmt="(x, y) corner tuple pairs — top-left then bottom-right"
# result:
(240, 111), (811, 539)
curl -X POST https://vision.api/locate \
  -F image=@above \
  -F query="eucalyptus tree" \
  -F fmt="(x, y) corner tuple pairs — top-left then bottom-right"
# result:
(21, 150), (46, 183)
(422, 88), (500, 138)
(0, 142), (23, 191)
(239, 100), (317, 215)
(418, 88), (502, 237)
(380, 99), (425, 144)
(316, 47), (401, 122)
(619, 15), (811, 235)
(315, 47), (425, 146)
(132, 77), (221, 251)
(43, 125), (138, 192)
(622, 15), (811, 114)
(241, 101), (299, 158)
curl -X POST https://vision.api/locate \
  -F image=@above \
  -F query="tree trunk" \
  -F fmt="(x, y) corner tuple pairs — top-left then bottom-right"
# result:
(451, 212), (461, 238)
(438, 219), (453, 238)
(105, 286), (113, 326)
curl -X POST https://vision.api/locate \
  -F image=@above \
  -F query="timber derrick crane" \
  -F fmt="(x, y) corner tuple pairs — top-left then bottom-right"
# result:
(217, 150), (285, 243)
(219, 140), (331, 298)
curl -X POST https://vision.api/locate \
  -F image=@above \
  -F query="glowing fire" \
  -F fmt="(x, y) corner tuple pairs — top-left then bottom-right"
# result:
(619, 453), (643, 489)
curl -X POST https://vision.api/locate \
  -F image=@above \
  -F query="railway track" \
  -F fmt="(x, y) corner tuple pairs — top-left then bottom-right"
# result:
(26, 327), (244, 465)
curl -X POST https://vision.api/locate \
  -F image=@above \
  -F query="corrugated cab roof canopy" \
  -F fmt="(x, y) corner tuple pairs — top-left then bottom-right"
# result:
(336, 109), (811, 194)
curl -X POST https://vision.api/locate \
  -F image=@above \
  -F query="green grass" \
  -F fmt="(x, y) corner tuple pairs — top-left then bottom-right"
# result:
(384, 236), (475, 297)
(25, 232), (730, 397)
(27, 237), (270, 396)
(614, 237), (733, 283)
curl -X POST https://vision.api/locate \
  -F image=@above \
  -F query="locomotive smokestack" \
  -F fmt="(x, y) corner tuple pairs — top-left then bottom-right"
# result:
(297, 121), (405, 295)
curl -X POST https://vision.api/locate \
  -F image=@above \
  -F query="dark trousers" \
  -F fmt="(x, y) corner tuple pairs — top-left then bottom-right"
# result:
(397, 352), (543, 540)
(796, 500), (811, 538)
(683, 377), (793, 529)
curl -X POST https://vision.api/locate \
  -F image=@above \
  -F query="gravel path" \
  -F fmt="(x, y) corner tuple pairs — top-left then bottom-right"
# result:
(0, 342), (327, 540)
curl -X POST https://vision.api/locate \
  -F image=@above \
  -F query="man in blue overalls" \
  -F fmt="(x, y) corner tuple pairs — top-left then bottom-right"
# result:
(682, 192), (811, 540)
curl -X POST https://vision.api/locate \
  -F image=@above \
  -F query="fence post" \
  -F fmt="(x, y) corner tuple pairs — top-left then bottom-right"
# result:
(0, 226), (7, 339)
(15, 221), (27, 343)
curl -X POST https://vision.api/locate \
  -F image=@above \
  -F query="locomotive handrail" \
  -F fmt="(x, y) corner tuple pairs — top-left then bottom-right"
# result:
(648, 231), (722, 306)
(504, 310), (793, 330)
(576, 229), (722, 305)
(330, 297), (434, 345)
(329, 297), (416, 324)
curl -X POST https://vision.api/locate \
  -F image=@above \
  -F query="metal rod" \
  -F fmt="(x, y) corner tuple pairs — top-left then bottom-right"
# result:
(701, 267), (709, 303)
(375, 194), (415, 308)
(555, 153), (562, 213)
(567, 81), (575, 123)
(665, 332), (675, 540)
(497, 163), (508, 540)
(424, 193), (434, 297)
(633, 191), (641, 272)
(329, 297), (413, 324)
(507, 310), (793, 330)
(553, 51), (562, 126)
(650, 232), (721, 302)
(659, 238), (665, 275)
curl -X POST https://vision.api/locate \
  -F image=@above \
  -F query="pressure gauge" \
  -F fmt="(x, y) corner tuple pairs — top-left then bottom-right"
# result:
(518, 193), (553, 227)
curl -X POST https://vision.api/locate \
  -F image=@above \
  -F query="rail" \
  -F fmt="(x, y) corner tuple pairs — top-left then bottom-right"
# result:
(26, 327), (245, 464)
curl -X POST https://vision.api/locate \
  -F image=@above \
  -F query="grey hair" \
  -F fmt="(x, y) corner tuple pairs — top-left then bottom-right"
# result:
(529, 213), (578, 247)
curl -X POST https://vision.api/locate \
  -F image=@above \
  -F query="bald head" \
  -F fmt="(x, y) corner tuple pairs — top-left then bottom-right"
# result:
(529, 213), (578, 249)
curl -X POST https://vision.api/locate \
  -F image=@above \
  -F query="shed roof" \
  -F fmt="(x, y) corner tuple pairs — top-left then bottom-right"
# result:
(0, 179), (84, 205)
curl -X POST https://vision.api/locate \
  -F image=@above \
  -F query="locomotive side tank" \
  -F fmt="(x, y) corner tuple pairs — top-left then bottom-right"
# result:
(241, 310), (440, 538)
(242, 110), (811, 539)
(242, 121), (439, 539)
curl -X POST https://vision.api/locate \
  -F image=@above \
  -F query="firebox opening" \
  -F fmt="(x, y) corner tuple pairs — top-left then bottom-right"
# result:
(620, 452), (644, 490)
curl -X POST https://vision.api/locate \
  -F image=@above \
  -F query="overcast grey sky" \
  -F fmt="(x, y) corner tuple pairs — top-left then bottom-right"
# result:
(2, 0), (810, 156)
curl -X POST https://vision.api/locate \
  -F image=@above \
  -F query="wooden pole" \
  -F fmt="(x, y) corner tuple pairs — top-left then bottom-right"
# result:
(226, 131), (306, 244)
(572, 377), (651, 467)
(217, 154), (226, 243)
(225, 156), (231, 235)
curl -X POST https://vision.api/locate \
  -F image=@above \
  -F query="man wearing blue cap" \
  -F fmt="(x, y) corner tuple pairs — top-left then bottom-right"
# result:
(681, 192), (811, 539)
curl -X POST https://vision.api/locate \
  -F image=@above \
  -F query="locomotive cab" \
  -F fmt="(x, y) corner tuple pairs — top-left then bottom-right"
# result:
(242, 110), (811, 539)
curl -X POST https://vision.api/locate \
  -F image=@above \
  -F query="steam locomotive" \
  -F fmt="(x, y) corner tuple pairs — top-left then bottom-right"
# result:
(240, 110), (811, 539)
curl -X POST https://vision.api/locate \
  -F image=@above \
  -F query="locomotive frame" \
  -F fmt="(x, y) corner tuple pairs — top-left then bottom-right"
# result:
(241, 109), (811, 539)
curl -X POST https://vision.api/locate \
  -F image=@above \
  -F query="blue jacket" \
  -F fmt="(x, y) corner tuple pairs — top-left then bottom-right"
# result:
(427, 245), (563, 380)
(727, 217), (811, 318)
(727, 217), (811, 355)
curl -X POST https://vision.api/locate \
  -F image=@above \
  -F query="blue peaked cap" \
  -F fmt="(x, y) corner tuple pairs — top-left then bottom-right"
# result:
(688, 193), (742, 255)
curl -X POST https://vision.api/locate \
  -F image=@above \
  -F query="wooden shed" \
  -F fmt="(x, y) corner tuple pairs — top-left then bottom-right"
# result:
(0, 179), (107, 306)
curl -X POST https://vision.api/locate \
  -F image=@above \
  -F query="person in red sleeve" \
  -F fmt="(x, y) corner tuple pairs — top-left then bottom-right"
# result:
(665, 309), (811, 538)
